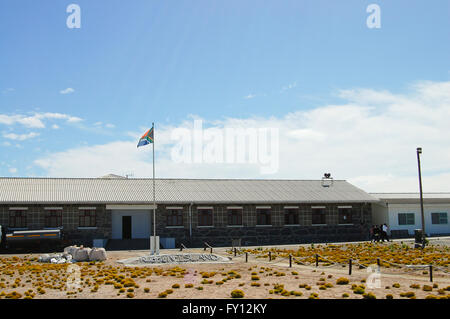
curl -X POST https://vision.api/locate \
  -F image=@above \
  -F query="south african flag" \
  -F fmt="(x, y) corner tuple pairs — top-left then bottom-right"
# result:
(137, 126), (154, 148)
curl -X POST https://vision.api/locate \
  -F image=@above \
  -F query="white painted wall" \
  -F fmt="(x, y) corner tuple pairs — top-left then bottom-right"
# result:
(111, 210), (151, 239)
(386, 203), (450, 236)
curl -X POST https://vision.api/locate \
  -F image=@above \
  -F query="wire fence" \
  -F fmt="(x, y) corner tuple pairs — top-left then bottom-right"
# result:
(176, 243), (449, 282)
(221, 248), (449, 282)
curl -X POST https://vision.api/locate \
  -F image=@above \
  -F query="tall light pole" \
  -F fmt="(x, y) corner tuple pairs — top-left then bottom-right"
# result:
(416, 147), (426, 246)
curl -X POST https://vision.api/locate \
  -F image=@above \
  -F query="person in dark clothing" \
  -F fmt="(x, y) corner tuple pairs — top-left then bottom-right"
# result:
(374, 225), (381, 242)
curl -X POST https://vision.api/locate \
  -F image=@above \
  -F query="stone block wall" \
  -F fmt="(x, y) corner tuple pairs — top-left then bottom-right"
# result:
(155, 202), (372, 247)
(0, 202), (372, 248)
(0, 204), (111, 246)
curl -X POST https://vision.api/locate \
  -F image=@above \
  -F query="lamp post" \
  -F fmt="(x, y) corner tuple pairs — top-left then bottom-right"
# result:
(416, 147), (426, 247)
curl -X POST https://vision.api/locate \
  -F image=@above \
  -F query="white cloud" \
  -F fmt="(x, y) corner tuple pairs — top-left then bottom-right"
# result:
(0, 112), (82, 128)
(60, 88), (75, 94)
(8, 167), (17, 174)
(33, 81), (450, 192)
(244, 94), (256, 99)
(3, 132), (40, 141)
(105, 123), (115, 128)
(52, 124), (60, 129)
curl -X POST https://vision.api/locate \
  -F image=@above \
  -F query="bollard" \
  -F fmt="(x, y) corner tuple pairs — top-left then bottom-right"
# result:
(349, 259), (352, 276)
(269, 251), (272, 261)
(429, 265), (433, 282)
(234, 248), (237, 257)
(210, 247), (213, 254)
(289, 255), (292, 268)
(245, 252), (248, 263)
(377, 258), (380, 267)
(315, 254), (319, 267)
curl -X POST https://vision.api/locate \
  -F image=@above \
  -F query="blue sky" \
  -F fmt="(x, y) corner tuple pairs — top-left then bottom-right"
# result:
(0, 1), (449, 191)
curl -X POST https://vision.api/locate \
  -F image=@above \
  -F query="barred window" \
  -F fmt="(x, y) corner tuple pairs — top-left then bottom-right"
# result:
(79, 210), (96, 227)
(431, 212), (448, 225)
(9, 210), (27, 228)
(198, 209), (213, 226)
(338, 208), (353, 224)
(398, 213), (415, 225)
(312, 208), (326, 225)
(284, 209), (299, 225)
(228, 209), (243, 226)
(256, 209), (271, 225)
(45, 210), (62, 228)
(167, 209), (183, 227)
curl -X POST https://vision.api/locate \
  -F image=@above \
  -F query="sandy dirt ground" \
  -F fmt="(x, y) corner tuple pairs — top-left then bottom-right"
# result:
(1, 243), (449, 299)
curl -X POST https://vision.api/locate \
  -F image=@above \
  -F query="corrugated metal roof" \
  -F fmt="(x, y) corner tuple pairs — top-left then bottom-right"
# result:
(370, 193), (450, 203)
(0, 177), (378, 204)
(371, 193), (450, 199)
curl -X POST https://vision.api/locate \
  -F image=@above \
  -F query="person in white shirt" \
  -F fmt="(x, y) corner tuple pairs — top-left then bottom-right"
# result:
(382, 224), (389, 242)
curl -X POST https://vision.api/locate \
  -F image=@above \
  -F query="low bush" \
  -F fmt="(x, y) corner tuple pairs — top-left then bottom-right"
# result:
(400, 291), (415, 298)
(231, 289), (245, 298)
(336, 277), (349, 285)
(362, 292), (376, 299)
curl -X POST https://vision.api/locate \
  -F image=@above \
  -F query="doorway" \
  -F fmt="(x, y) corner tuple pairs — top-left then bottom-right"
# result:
(122, 216), (132, 239)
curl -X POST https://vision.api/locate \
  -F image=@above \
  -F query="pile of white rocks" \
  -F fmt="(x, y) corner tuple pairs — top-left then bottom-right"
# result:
(38, 253), (73, 264)
(38, 246), (107, 264)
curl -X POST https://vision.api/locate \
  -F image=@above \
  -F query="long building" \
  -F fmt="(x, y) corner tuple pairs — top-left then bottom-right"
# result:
(0, 176), (379, 248)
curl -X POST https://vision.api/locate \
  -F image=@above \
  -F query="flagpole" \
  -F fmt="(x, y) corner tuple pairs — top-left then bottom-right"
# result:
(152, 122), (157, 255)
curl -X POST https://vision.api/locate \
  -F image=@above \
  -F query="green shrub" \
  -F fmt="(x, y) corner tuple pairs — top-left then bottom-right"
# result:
(231, 289), (245, 298)
(336, 277), (349, 285)
(400, 291), (415, 298)
(158, 292), (167, 298)
(362, 292), (376, 299)
(422, 285), (433, 292)
(353, 286), (365, 294)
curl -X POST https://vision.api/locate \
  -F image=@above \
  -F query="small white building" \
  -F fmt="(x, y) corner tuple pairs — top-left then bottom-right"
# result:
(371, 193), (450, 238)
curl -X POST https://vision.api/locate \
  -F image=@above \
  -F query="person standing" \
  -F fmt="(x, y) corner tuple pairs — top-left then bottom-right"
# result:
(382, 223), (389, 242)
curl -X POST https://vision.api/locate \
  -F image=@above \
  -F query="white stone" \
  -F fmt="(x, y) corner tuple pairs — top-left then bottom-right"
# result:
(73, 247), (91, 262)
(89, 247), (107, 261)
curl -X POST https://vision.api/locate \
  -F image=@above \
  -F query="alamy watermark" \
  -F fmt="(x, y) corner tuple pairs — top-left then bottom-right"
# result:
(170, 120), (279, 174)
(66, 264), (82, 291)
(366, 4), (381, 29)
(366, 264), (382, 289)
(66, 4), (81, 29)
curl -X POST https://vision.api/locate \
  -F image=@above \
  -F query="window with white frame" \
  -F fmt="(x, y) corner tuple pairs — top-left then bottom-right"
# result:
(228, 209), (243, 226)
(284, 208), (299, 225)
(45, 210), (62, 228)
(198, 209), (213, 226)
(311, 208), (326, 225)
(431, 212), (448, 225)
(256, 208), (271, 225)
(338, 208), (353, 224)
(398, 213), (415, 225)
(79, 210), (96, 227)
(167, 209), (183, 227)
(9, 210), (27, 228)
